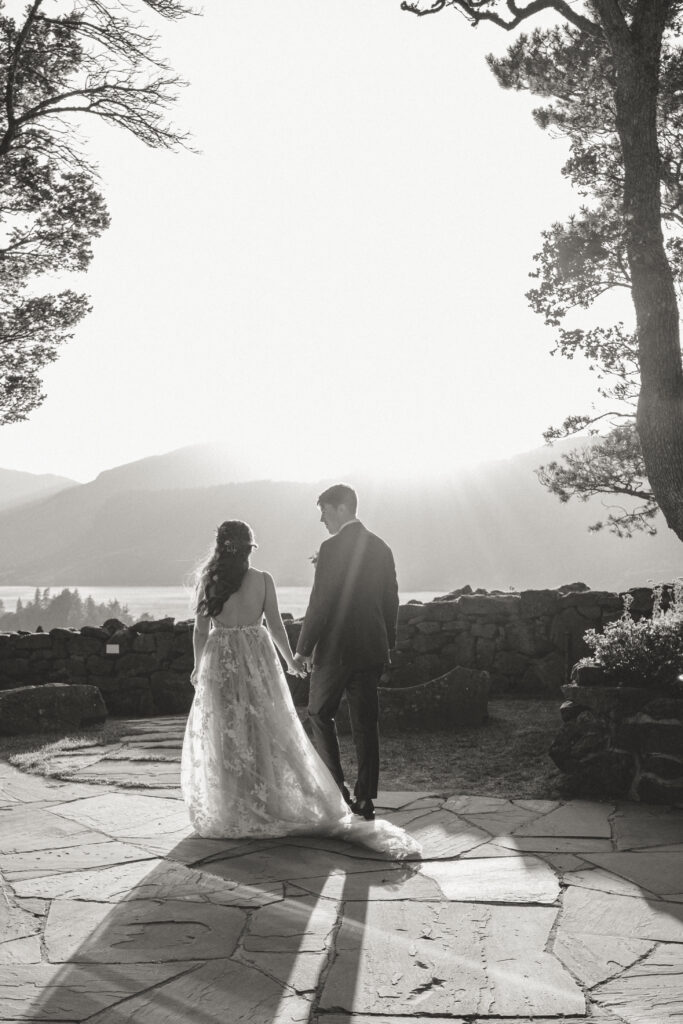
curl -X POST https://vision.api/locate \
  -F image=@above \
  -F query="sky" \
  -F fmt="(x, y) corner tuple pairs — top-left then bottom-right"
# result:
(0, 0), (628, 484)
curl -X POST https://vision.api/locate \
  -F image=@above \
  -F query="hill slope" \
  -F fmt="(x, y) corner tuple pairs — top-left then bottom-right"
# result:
(1, 443), (682, 590)
(0, 469), (77, 513)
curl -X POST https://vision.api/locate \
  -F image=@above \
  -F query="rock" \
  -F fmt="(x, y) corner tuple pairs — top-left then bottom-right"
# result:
(378, 666), (489, 731)
(0, 683), (107, 736)
(150, 671), (193, 715)
(434, 584), (473, 600)
(102, 617), (127, 634)
(570, 661), (609, 687)
(640, 752), (683, 780)
(558, 581), (591, 593)
(519, 589), (561, 618)
(131, 618), (175, 634)
(80, 626), (109, 640)
(561, 683), (653, 716)
(560, 700), (582, 722)
(521, 652), (565, 691)
(457, 594), (521, 618)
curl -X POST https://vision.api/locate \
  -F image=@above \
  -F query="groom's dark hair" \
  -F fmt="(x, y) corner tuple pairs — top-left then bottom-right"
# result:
(317, 483), (358, 514)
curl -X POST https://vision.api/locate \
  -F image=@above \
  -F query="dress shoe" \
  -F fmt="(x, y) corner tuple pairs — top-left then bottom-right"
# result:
(341, 785), (353, 808)
(351, 799), (375, 821)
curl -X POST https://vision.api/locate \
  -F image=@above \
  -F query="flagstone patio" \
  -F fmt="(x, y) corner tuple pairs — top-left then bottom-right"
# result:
(1, 716), (682, 1022)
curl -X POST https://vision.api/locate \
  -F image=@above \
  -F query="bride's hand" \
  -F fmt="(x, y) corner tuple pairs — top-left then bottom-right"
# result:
(288, 660), (307, 678)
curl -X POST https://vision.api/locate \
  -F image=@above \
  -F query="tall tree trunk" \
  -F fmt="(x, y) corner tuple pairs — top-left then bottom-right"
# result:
(597, 0), (683, 541)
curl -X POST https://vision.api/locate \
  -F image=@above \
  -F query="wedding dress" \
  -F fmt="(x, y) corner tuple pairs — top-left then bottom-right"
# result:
(181, 622), (421, 860)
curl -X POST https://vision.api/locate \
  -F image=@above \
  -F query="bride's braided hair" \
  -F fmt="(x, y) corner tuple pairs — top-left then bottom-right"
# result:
(195, 520), (257, 618)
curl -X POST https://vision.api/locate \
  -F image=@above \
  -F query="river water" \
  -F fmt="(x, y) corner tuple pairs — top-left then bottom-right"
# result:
(0, 585), (444, 621)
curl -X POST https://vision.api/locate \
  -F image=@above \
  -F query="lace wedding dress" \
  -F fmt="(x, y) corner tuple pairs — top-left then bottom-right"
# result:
(181, 622), (421, 860)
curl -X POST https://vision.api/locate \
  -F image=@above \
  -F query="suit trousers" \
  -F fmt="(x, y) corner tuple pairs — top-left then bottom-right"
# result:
(307, 662), (381, 801)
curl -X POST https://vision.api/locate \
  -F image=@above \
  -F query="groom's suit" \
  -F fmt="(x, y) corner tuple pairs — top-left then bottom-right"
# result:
(296, 520), (399, 801)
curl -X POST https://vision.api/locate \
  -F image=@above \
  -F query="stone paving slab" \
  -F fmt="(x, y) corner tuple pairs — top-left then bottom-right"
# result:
(319, 901), (585, 1017)
(2, 716), (683, 1024)
(583, 850), (683, 897)
(593, 943), (683, 1023)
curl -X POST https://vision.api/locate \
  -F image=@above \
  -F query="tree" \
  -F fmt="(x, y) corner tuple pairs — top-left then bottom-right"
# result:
(0, 0), (192, 425)
(402, 0), (683, 542)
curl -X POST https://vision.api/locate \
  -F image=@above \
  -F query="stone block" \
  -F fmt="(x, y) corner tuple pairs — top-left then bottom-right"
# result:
(472, 621), (497, 639)
(635, 774), (683, 804)
(132, 634), (157, 653)
(398, 603), (429, 624)
(170, 653), (194, 673)
(504, 619), (537, 656)
(415, 620), (441, 635)
(559, 590), (622, 614)
(640, 752), (683, 780)
(132, 617), (175, 634)
(150, 671), (194, 715)
(412, 633), (443, 654)
(65, 635), (103, 656)
(116, 652), (159, 675)
(642, 696), (683, 720)
(457, 594), (521, 618)
(422, 601), (460, 622)
(379, 666), (489, 731)
(12, 634), (52, 651)
(561, 684), (653, 717)
(560, 700), (582, 722)
(86, 655), (114, 676)
(629, 719), (683, 757)
(549, 715), (611, 772)
(66, 655), (87, 677)
(2, 658), (29, 678)
(441, 619), (469, 633)
(413, 653), (443, 681)
(550, 608), (594, 661)
(571, 661), (609, 687)
(521, 653), (565, 692)
(0, 683), (107, 736)
(493, 650), (530, 676)
(626, 587), (655, 615)
(80, 626), (109, 640)
(442, 633), (475, 667)
(519, 589), (560, 618)
(475, 637), (497, 669)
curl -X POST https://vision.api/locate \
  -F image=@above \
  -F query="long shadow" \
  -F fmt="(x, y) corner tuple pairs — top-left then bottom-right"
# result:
(10, 808), (420, 1023)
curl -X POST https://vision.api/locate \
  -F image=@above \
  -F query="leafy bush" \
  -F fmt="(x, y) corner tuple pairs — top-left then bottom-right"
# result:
(581, 582), (683, 691)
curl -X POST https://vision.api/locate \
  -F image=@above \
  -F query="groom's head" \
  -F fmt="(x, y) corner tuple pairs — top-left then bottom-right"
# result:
(317, 484), (358, 535)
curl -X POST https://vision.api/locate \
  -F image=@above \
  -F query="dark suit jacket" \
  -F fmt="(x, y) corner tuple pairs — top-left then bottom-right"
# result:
(296, 521), (399, 668)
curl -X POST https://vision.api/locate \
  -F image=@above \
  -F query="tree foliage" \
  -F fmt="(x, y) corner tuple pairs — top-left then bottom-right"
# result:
(401, 0), (683, 541)
(0, 586), (143, 630)
(0, 0), (192, 425)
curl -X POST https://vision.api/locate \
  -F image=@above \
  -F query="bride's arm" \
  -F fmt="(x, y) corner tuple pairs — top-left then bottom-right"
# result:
(191, 600), (210, 686)
(263, 572), (305, 676)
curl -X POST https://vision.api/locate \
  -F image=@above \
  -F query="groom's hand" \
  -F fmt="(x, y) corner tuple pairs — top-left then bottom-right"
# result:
(293, 653), (312, 674)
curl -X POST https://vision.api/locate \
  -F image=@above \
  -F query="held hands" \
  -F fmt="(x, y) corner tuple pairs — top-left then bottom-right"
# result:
(291, 652), (312, 677)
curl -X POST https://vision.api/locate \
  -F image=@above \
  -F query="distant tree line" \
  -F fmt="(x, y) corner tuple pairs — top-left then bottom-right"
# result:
(0, 588), (150, 632)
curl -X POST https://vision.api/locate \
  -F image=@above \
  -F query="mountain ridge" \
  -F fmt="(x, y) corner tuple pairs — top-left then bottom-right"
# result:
(1, 442), (681, 591)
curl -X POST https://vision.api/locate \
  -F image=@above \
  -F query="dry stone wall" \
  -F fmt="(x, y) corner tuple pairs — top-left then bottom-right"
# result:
(0, 586), (660, 715)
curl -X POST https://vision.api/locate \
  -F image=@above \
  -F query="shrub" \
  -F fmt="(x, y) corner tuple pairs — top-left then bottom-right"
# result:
(581, 582), (683, 691)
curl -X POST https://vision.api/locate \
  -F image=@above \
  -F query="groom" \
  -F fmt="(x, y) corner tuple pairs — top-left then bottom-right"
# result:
(293, 484), (399, 821)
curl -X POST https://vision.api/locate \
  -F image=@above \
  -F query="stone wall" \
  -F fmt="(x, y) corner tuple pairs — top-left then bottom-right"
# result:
(550, 668), (683, 804)
(381, 587), (643, 693)
(0, 619), (194, 716)
(0, 586), (660, 715)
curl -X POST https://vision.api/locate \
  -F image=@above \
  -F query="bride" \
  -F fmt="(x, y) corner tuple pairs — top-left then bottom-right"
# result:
(181, 520), (421, 859)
